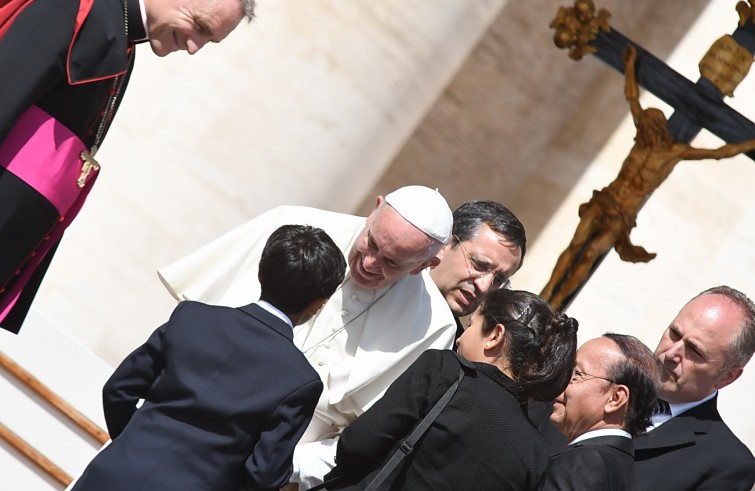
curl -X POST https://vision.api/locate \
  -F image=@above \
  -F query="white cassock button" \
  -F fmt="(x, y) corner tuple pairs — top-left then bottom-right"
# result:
(351, 294), (359, 301)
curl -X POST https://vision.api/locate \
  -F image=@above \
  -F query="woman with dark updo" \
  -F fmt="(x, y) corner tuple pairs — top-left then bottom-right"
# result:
(321, 289), (578, 491)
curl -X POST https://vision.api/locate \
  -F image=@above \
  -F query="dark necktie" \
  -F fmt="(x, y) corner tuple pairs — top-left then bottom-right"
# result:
(654, 399), (671, 415)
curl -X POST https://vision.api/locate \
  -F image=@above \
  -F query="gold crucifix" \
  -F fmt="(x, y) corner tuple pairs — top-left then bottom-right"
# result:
(78, 146), (100, 188)
(541, 1), (755, 311)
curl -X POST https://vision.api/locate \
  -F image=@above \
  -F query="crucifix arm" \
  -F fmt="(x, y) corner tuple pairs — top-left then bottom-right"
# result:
(623, 45), (643, 121)
(682, 138), (755, 160)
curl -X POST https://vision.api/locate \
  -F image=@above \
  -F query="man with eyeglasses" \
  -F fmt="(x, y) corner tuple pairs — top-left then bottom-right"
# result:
(427, 200), (573, 451)
(633, 286), (755, 491)
(544, 333), (659, 490)
(429, 200), (526, 334)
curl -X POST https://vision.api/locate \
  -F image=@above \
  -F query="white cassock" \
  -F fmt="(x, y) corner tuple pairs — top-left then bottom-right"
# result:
(158, 206), (457, 489)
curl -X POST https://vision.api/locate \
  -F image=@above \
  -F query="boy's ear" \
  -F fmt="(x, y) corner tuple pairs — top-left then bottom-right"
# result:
(306, 297), (329, 316)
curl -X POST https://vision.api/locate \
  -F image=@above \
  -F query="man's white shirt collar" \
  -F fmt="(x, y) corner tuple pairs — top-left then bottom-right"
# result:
(138, 0), (149, 41)
(570, 428), (631, 445)
(255, 300), (293, 329)
(649, 390), (717, 429)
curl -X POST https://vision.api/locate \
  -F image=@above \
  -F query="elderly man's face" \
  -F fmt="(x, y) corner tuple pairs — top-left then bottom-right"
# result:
(430, 224), (521, 317)
(550, 337), (622, 442)
(654, 294), (744, 404)
(145, 0), (244, 56)
(348, 198), (439, 290)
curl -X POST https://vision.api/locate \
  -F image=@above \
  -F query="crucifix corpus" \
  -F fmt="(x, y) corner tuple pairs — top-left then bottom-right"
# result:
(541, 0), (755, 312)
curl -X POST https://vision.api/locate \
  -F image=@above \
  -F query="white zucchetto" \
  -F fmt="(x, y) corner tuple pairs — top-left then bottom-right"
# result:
(384, 185), (453, 244)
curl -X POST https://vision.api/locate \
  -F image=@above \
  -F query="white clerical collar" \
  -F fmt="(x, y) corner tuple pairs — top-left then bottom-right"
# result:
(255, 300), (293, 329)
(569, 428), (631, 445)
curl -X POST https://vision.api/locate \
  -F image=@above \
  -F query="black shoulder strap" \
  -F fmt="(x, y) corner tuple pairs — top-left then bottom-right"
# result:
(363, 361), (466, 491)
(307, 353), (469, 491)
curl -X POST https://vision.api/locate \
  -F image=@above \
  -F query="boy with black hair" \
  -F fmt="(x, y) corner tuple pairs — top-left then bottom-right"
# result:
(73, 225), (346, 491)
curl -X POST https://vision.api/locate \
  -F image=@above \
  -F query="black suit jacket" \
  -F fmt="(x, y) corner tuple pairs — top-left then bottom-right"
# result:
(72, 302), (323, 491)
(540, 435), (634, 490)
(633, 395), (755, 490)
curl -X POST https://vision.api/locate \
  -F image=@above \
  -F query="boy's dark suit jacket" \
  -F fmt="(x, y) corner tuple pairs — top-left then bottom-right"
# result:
(72, 301), (323, 491)
(633, 395), (755, 491)
(540, 435), (634, 490)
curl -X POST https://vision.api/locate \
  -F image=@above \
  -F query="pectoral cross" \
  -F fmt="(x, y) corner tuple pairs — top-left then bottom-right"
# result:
(78, 145), (100, 188)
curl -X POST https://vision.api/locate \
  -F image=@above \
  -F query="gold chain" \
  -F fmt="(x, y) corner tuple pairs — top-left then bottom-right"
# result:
(90, 0), (130, 157)
(77, 0), (131, 188)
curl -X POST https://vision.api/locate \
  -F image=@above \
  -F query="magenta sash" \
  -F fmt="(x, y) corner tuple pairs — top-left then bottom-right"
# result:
(0, 105), (99, 321)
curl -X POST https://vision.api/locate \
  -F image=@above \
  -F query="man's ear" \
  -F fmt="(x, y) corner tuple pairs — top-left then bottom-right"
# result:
(364, 196), (385, 225)
(410, 256), (441, 275)
(715, 366), (744, 391)
(604, 384), (629, 415)
(434, 245), (448, 264)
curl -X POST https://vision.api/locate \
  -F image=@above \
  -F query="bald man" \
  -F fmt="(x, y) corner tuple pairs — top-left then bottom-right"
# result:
(545, 333), (658, 491)
(634, 286), (755, 491)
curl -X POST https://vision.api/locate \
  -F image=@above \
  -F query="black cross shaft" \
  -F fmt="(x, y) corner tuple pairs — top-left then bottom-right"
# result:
(590, 23), (755, 157)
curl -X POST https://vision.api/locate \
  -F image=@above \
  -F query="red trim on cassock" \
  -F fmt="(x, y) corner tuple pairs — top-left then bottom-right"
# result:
(0, 0), (34, 39)
(1, 0), (130, 85)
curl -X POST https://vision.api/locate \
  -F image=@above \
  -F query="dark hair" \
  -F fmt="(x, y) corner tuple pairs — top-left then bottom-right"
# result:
(479, 289), (577, 401)
(258, 225), (346, 313)
(602, 333), (659, 437)
(695, 285), (755, 369)
(451, 201), (527, 271)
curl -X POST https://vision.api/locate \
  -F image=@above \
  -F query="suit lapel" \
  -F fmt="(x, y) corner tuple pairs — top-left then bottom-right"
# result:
(634, 397), (718, 451)
(239, 303), (293, 341)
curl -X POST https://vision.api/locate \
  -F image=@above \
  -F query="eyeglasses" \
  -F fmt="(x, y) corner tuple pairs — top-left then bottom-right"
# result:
(570, 368), (616, 384)
(454, 235), (510, 290)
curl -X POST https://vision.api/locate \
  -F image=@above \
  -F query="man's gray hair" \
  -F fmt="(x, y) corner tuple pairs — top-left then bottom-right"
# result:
(239, 0), (256, 21)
